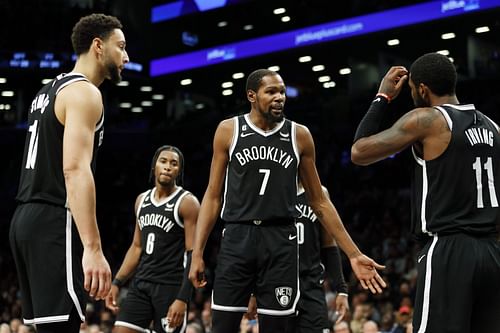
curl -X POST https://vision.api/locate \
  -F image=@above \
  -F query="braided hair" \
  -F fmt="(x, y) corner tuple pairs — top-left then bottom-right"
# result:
(148, 145), (184, 187)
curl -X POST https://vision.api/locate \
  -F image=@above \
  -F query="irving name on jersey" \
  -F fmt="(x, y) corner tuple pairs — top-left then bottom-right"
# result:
(465, 127), (494, 147)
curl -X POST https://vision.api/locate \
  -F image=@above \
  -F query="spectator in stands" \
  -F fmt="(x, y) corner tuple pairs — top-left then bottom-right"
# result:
(362, 320), (379, 333)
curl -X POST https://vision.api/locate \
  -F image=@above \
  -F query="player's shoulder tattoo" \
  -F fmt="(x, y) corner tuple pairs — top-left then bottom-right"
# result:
(415, 108), (440, 129)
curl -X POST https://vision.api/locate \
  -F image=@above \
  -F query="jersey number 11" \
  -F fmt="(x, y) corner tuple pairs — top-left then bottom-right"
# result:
(472, 157), (498, 208)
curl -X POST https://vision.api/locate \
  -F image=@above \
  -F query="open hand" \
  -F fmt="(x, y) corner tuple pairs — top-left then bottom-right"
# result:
(349, 254), (386, 294)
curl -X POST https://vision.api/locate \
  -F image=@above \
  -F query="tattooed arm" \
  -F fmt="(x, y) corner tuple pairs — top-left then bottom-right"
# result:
(351, 107), (444, 166)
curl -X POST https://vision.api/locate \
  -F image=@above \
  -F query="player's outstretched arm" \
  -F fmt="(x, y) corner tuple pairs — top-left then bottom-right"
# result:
(297, 124), (386, 293)
(320, 220), (349, 322)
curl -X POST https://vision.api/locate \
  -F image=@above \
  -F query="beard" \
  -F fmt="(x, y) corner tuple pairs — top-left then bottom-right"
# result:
(264, 111), (283, 123)
(413, 92), (428, 108)
(260, 106), (284, 124)
(105, 61), (122, 84)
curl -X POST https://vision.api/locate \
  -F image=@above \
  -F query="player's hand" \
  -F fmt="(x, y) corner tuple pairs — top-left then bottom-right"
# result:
(246, 294), (257, 320)
(166, 299), (187, 328)
(82, 246), (111, 301)
(189, 251), (207, 288)
(335, 293), (349, 323)
(349, 254), (386, 294)
(378, 66), (408, 101)
(105, 284), (120, 314)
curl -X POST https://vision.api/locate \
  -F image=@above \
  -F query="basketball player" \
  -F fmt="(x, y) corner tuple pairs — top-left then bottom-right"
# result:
(9, 14), (128, 333)
(105, 146), (200, 333)
(189, 69), (386, 333)
(351, 53), (500, 333)
(294, 183), (349, 332)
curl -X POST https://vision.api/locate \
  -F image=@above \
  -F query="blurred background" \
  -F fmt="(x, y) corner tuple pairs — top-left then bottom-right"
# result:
(1, 1), (499, 332)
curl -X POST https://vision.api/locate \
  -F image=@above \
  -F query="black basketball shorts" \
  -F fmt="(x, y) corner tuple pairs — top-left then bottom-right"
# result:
(115, 279), (186, 333)
(295, 275), (330, 333)
(412, 233), (500, 333)
(212, 221), (299, 316)
(9, 202), (86, 325)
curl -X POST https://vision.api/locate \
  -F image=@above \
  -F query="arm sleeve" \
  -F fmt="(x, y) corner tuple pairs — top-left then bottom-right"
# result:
(353, 94), (390, 142)
(176, 250), (194, 302)
(321, 246), (348, 294)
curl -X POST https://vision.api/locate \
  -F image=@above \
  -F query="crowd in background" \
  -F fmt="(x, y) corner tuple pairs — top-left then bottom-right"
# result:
(1, 68), (499, 333)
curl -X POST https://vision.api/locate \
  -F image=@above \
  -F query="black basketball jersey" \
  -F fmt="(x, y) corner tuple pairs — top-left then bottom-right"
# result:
(295, 188), (323, 280)
(135, 187), (190, 285)
(16, 73), (104, 207)
(411, 104), (500, 237)
(221, 114), (300, 221)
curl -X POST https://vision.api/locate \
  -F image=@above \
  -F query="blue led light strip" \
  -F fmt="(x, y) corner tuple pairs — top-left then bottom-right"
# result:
(152, 0), (248, 23)
(150, 0), (500, 77)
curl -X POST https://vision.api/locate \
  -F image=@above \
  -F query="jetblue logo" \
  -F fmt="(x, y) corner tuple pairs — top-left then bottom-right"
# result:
(275, 286), (293, 307)
(207, 48), (236, 61)
(441, 0), (479, 13)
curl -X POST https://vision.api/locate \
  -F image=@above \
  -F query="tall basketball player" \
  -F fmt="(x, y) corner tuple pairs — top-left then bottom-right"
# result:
(189, 69), (386, 333)
(9, 14), (129, 333)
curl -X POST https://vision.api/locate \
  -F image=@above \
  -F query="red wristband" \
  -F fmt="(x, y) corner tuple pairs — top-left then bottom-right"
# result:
(376, 92), (391, 103)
